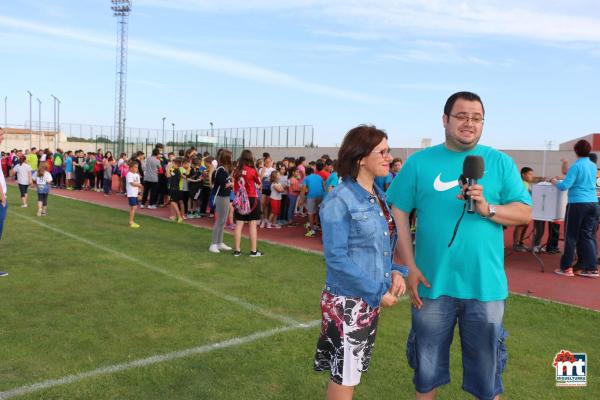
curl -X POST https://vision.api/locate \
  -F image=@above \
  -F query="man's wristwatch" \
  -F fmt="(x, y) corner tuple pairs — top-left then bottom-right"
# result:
(482, 204), (497, 219)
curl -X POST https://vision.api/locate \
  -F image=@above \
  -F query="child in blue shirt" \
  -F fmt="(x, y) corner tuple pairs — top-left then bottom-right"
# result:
(303, 167), (324, 237)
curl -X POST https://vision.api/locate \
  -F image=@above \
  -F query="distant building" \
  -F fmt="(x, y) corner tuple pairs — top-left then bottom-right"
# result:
(560, 133), (600, 151)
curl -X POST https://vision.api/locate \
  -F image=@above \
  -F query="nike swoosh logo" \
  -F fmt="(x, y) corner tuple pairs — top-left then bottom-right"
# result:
(433, 174), (459, 191)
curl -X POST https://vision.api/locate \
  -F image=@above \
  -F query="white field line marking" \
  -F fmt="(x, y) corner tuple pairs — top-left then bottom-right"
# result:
(0, 320), (320, 400)
(49, 190), (325, 256)
(10, 211), (302, 326)
(39, 191), (600, 313)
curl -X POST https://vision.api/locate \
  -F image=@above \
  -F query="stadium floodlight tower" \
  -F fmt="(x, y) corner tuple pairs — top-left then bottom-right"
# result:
(111, 0), (132, 154)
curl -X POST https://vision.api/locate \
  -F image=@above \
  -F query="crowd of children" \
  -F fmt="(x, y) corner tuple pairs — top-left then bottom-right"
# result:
(1, 145), (405, 254)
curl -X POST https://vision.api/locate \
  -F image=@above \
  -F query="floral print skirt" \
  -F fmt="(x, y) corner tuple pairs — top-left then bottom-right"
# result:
(313, 290), (380, 386)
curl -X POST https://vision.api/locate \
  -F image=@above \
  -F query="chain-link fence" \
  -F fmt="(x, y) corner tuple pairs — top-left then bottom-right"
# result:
(11, 121), (314, 158)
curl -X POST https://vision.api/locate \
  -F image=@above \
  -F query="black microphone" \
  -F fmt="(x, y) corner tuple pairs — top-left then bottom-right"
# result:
(463, 156), (484, 214)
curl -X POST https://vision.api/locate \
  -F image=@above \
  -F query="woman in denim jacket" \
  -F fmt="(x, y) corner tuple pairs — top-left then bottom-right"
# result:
(314, 125), (407, 400)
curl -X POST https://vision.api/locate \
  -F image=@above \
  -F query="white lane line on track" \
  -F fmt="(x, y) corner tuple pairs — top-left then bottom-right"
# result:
(10, 211), (302, 326)
(0, 320), (320, 400)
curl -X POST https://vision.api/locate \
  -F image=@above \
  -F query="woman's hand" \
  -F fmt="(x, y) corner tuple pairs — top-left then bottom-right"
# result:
(390, 271), (406, 297)
(380, 292), (398, 308)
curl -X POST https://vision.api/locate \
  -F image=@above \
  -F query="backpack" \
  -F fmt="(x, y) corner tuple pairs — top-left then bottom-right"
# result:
(53, 154), (63, 167)
(232, 177), (252, 215)
(209, 166), (225, 209)
(119, 163), (129, 177)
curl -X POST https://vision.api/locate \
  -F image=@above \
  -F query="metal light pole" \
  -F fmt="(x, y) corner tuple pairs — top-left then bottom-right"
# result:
(162, 117), (166, 144)
(51, 95), (57, 149)
(112, 0), (132, 155)
(51, 95), (57, 132)
(210, 122), (214, 136)
(36, 98), (42, 148)
(56, 96), (61, 148)
(172, 122), (175, 153)
(27, 90), (32, 148)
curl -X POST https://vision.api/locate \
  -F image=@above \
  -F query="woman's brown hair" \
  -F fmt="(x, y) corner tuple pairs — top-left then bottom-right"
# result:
(337, 125), (388, 180)
(234, 149), (255, 179)
(217, 149), (233, 173)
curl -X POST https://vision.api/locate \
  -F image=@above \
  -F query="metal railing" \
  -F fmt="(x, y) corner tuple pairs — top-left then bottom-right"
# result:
(6, 122), (314, 158)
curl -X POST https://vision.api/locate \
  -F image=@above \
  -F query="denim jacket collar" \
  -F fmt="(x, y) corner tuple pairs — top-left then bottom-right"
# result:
(345, 178), (388, 206)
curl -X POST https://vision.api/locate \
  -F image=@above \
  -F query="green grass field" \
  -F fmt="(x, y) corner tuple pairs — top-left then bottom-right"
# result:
(0, 189), (598, 399)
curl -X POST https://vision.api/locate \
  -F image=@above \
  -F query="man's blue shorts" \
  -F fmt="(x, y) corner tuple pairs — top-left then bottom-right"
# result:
(406, 296), (508, 400)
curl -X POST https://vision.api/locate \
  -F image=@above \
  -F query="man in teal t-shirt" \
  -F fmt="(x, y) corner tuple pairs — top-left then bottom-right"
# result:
(387, 92), (532, 400)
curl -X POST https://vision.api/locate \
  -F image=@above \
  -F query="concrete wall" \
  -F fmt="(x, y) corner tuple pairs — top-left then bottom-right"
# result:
(1, 132), (578, 179)
(248, 146), (575, 179)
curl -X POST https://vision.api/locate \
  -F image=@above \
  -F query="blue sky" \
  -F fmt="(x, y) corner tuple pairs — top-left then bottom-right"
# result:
(1, 0), (599, 149)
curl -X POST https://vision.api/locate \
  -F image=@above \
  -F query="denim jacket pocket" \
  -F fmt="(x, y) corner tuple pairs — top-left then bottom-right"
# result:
(350, 210), (376, 238)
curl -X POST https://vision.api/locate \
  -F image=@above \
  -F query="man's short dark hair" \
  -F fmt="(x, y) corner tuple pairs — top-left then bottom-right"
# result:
(574, 140), (591, 158)
(316, 160), (324, 171)
(520, 167), (533, 176)
(444, 91), (485, 116)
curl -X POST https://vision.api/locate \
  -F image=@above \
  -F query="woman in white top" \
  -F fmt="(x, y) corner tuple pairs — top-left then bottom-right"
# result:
(259, 157), (276, 227)
(277, 163), (290, 225)
(10, 157), (33, 207)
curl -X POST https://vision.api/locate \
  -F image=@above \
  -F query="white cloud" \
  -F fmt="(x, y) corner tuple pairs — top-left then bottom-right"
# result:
(139, 0), (600, 44)
(0, 14), (383, 104)
(0, 15), (112, 47)
(136, 0), (320, 13)
(390, 83), (465, 91)
(309, 29), (385, 41)
(382, 41), (495, 66)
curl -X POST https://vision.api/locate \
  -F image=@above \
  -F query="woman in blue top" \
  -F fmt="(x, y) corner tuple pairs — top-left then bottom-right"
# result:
(313, 125), (407, 399)
(551, 139), (599, 278)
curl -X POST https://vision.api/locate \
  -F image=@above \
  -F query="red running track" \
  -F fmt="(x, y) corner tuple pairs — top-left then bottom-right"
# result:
(16, 182), (600, 312)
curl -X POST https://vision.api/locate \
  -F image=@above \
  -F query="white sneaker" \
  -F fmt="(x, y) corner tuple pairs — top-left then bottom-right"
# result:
(21, 204), (28, 208)
(208, 244), (220, 253)
(218, 243), (232, 251)
(140, 204), (146, 209)
(148, 205), (157, 209)
(259, 220), (266, 228)
(37, 210), (42, 217)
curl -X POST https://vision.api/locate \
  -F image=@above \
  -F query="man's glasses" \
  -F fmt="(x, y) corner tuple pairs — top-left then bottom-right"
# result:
(371, 148), (393, 158)
(450, 113), (484, 124)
